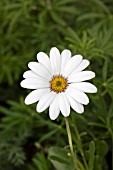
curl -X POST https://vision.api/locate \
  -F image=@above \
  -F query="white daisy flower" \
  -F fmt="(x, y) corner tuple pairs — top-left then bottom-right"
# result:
(20, 47), (97, 120)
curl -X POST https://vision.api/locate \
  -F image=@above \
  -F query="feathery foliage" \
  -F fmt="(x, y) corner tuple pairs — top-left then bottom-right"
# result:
(0, 0), (113, 169)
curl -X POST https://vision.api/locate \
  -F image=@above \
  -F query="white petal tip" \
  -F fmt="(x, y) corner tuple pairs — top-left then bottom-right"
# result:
(50, 117), (57, 120)
(36, 108), (42, 113)
(64, 49), (71, 52)
(50, 47), (60, 54)
(23, 73), (25, 78)
(28, 62), (35, 68)
(86, 60), (90, 66)
(82, 99), (89, 105)
(93, 72), (96, 78)
(20, 82), (22, 87)
(20, 80), (28, 89)
(51, 47), (58, 50)
(92, 87), (98, 93)
(75, 54), (83, 59)
(23, 73), (26, 79)
(24, 96), (35, 105)
(95, 87), (98, 92)
(36, 53), (40, 60)
(20, 81), (24, 88)
(36, 105), (41, 113)
(37, 52), (42, 60)
(36, 105), (43, 113)
(24, 99), (30, 105)
(85, 101), (89, 105)
(76, 54), (83, 56)
(64, 114), (70, 118)
(77, 110), (84, 114)
(28, 62), (31, 68)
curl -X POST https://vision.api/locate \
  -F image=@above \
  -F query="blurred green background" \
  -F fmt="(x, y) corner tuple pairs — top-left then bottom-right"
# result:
(0, 0), (113, 170)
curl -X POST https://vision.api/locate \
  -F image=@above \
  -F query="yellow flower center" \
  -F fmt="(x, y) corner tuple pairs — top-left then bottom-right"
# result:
(50, 75), (68, 93)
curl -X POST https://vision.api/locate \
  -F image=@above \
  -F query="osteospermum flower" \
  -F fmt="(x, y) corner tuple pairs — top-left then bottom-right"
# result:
(20, 47), (97, 120)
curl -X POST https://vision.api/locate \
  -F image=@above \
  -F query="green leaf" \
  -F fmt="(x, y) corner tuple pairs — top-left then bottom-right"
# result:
(48, 147), (74, 170)
(102, 59), (108, 81)
(88, 141), (95, 170)
(82, 31), (87, 44)
(96, 140), (108, 157)
(94, 155), (102, 170)
(50, 10), (66, 26)
(92, 0), (110, 14)
(67, 27), (81, 43)
(32, 152), (51, 170)
(56, 6), (77, 14)
(106, 83), (113, 99)
(88, 122), (106, 128)
(38, 129), (59, 143)
(56, 0), (77, 6)
(77, 13), (104, 22)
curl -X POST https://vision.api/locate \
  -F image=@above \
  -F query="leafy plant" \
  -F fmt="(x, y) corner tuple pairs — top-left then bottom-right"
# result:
(0, 0), (113, 169)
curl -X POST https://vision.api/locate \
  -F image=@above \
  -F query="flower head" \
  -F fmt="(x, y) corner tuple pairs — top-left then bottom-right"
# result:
(20, 47), (97, 120)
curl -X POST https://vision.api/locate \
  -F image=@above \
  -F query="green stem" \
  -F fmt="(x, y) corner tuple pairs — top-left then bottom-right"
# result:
(109, 129), (113, 170)
(107, 118), (113, 170)
(65, 117), (78, 170)
(73, 122), (89, 170)
(112, 135), (113, 169)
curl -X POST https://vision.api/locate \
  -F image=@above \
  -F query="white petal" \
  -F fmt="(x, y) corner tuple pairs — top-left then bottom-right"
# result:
(28, 62), (51, 80)
(60, 49), (71, 74)
(66, 94), (84, 114)
(25, 88), (50, 105)
(37, 52), (52, 74)
(36, 92), (56, 112)
(20, 78), (49, 89)
(49, 95), (60, 120)
(68, 71), (95, 83)
(69, 82), (97, 93)
(58, 93), (70, 117)
(66, 87), (89, 105)
(23, 70), (40, 79)
(62, 55), (83, 77)
(50, 47), (61, 75)
(71, 59), (90, 74)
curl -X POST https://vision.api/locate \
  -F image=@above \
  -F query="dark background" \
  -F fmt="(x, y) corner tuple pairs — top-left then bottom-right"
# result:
(0, 0), (113, 169)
